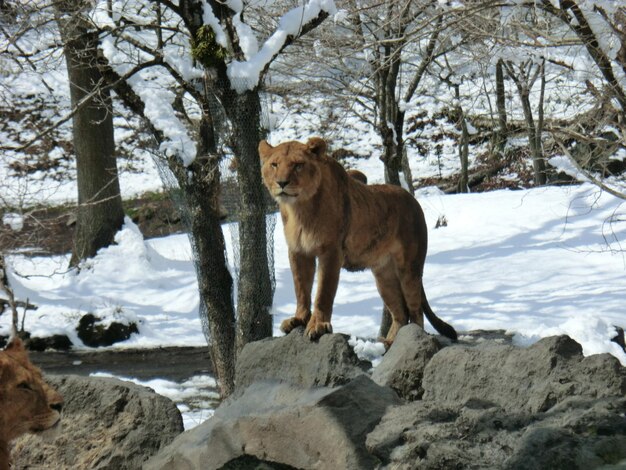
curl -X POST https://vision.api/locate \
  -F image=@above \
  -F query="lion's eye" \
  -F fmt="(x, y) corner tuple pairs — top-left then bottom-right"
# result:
(18, 382), (33, 391)
(270, 162), (278, 169)
(294, 163), (304, 172)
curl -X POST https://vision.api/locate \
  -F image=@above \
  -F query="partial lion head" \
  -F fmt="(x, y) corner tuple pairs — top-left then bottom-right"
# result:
(0, 338), (63, 445)
(259, 137), (327, 204)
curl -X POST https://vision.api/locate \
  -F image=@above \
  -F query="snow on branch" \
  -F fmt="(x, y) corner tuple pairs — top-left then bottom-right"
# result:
(226, 0), (337, 92)
(99, 32), (198, 166)
(91, 1), (199, 166)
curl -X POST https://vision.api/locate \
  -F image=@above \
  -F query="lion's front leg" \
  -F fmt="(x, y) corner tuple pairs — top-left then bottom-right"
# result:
(281, 250), (315, 334)
(306, 249), (342, 340)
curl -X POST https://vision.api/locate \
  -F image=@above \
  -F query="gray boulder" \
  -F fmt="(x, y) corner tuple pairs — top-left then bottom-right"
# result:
(367, 333), (626, 469)
(12, 375), (183, 469)
(235, 327), (369, 392)
(145, 375), (401, 470)
(372, 324), (442, 400)
(422, 335), (626, 413)
(367, 394), (626, 469)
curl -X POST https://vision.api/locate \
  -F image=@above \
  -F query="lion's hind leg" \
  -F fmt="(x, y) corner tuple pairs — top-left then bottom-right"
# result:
(396, 263), (425, 330)
(372, 262), (409, 348)
(397, 259), (458, 342)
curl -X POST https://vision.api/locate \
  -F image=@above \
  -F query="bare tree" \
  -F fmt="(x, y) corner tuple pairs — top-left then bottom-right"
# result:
(55, 0), (125, 268)
(340, 0), (446, 189)
(0, 255), (18, 338)
(88, 0), (333, 396)
(503, 58), (548, 185)
(1, 1), (125, 267)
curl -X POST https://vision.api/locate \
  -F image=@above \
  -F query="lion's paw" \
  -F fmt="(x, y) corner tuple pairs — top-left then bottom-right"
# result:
(305, 318), (333, 340)
(378, 336), (394, 351)
(280, 317), (307, 334)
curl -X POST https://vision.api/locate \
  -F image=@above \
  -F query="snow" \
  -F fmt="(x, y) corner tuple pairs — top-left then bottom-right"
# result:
(202, 2), (229, 49)
(227, 0), (337, 92)
(2, 183), (624, 371)
(2, 213), (23, 232)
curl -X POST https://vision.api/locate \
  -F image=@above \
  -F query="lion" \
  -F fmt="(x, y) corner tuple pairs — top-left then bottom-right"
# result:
(259, 137), (457, 347)
(0, 337), (63, 470)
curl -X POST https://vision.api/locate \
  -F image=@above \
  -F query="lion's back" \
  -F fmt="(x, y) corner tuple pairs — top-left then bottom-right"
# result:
(343, 180), (426, 268)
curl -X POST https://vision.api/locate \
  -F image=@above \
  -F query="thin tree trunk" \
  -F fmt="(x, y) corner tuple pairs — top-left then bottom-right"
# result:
(183, 169), (236, 398)
(102, 62), (237, 398)
(520, 92), (546, 185)
(536, 58), (546, 180)
(222, 88), (273, 354)
(454, 84), (470, 193)
(401, 145), (414, 194)
(169, 109), (237, 398)
(176, 167), (237, 398)
(504, 61), (547, 186)
(56, 2), (124, 268)
(494, 59), (508, 156)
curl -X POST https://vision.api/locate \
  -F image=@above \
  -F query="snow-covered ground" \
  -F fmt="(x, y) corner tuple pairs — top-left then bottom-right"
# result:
(2, 95), (626, 428)
(2, 181), (625, 362)
(2, 144), (626, 429)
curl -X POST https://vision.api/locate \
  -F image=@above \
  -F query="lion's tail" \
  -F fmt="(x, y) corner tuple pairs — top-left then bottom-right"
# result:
(421, 285), (457, 342)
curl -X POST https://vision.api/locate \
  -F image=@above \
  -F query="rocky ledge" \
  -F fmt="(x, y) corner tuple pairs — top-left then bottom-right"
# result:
(145, 325), (626, 469)
(12, 376), (183, 469)
(11, 325), (626, 469)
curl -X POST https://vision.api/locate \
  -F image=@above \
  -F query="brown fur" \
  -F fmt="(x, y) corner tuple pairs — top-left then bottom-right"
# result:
(346, 169), (368, 184)
(0, 338), (63, 470)
(259, 137), (457, 346)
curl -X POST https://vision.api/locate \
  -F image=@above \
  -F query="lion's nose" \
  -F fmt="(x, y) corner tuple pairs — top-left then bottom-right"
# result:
(277, 180), (289, 189)
(50, 401), (63, 413)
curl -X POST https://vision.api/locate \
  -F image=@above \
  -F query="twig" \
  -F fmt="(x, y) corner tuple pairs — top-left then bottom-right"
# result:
(0, 255), (18, 339)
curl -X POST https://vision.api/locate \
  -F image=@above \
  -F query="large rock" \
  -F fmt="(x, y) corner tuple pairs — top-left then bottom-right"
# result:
(146, 330), (626, 470)
(367, 334), (626, 469)
(76, 313), (139, 347)
(235, 327), (369, 392)
(367, 395), (626, 469)
(372, 324), (442, 400)
(12, 375), (183, 469)
(422, 335), (626, 413)
(145, 375), (401, 470)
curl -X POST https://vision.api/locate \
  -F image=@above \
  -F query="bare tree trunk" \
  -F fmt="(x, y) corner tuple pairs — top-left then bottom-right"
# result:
(0, 255), (18, 338)
(56, 1), (124, 268)
(454, 84), (470, 193)
(540, 0), (626, 113)
(221, 88), (273, 354)
(377, 56), (403, 187)
(102, 63), (238, 398)
(401, 145), (415, 194)
(505, 61), (547, 186)
(493, 59), (508, 156)
(176, 157), (237, 398)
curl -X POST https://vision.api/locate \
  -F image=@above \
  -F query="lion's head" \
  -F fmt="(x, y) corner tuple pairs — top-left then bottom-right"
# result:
(0, 338), (63, 447)
(259, 137), (328, 204)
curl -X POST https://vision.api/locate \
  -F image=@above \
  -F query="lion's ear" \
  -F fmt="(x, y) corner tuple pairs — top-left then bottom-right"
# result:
(307, 137), (327, 158)
(5, 337), (25, 353)
(258, 140), (273, 162)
